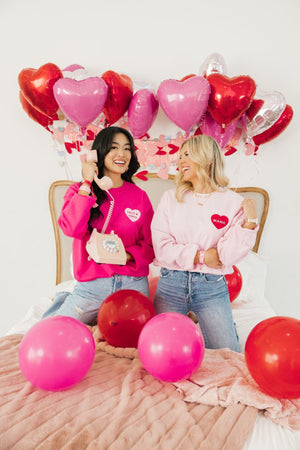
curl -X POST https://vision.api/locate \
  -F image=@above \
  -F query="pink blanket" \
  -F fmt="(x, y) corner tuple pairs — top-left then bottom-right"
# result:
(0, 334), (258, 450)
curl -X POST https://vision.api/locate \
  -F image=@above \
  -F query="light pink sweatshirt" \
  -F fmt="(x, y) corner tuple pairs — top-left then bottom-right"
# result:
(58, 181), (154, 281)
(151, 188), (258, 275)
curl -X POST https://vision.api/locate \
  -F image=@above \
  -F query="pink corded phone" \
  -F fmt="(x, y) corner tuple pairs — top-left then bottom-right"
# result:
(81, 151), (127, 265)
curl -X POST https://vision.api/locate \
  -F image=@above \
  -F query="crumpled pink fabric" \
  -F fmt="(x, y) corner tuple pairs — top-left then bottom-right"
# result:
(174, 348), (300, 430)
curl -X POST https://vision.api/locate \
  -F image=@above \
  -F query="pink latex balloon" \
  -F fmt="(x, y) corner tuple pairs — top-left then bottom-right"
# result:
(128, 89), (159, 138)
(19, 316), (95, 391)
(200, 111), (238, 148)
(157, 76), (211, 133)
(53, 77), (108, 127)
(138, 312), (205, 382)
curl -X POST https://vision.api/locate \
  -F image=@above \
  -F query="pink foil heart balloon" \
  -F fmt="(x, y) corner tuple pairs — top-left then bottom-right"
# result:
(200, 112), (238, 148)
(53, 77), (108, 128)
(157, 76), (211, 133)
(128, 89), (159, 138)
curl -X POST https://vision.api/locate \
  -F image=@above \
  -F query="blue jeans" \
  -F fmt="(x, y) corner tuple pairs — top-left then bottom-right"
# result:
(154, 268), (240, 352)
(42, 275), (149, 325)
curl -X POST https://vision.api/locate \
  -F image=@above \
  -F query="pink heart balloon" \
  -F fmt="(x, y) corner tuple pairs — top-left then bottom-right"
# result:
(200, 112), (238, 148)
(128, 89), (159, 138)
(157, 76), (211, 132)
(53, 77), (108, 127)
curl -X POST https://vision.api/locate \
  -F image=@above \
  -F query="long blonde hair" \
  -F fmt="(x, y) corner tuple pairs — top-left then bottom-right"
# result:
(176, 135), (229, 202)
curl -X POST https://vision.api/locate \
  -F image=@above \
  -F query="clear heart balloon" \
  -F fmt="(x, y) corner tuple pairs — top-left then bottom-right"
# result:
(247, 89), (286, 138)
(199, 53), (227, 77)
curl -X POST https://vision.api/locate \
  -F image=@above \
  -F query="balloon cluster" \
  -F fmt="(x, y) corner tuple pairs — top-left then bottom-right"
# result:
(18, 54), (293, 176)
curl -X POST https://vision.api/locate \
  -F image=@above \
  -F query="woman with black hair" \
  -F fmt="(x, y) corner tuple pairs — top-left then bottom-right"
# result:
(43, 127), (154, 325)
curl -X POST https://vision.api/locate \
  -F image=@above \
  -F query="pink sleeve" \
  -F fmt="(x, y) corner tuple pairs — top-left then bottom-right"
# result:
(126, 192), (155, 270)
(58, 184), (96, 239)
(151, 192), (198, 270)
(217, 208), (258, 266)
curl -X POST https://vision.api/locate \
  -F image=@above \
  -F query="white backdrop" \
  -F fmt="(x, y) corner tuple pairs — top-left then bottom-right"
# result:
(0, 0), (299, 335)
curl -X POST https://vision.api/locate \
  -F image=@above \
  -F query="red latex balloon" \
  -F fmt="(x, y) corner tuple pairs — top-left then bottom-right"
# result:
(19, 91), (56, 131)
(245, 316), (300, 398)
(207, 74), (256, 128)
(97, 289), (156, 348)
(253, 104), (293, 146)
(101, 70), (133, 125)
(225, 265), (242, 302)
(18, 63), (63, 118)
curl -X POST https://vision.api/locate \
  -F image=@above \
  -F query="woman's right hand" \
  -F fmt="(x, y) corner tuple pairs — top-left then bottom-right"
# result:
(204, 248), (223, 268)
(81, 161), (98, 183)
(194, 248), (223, 268)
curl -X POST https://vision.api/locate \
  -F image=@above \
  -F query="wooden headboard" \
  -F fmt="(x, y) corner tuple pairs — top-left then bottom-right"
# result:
(49, 174), (269, 285)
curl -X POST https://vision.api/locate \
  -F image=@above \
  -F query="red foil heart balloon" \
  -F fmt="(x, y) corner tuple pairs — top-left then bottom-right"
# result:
(101, 70), (133, 125)
(207, 74), (256, 128)
(19, 91), (56, 132)
(253, 104), (293, 146)
(18, 63), (63, 118)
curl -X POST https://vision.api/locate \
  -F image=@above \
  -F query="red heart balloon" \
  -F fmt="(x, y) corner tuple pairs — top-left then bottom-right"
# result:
(253, 104), (293, 146)
(101, 70), (133, 125)
(207, 74), (256, 128)
(19, 91), (56, 132)
(225, 265), (243, 302)
(18, 63), (63, 118)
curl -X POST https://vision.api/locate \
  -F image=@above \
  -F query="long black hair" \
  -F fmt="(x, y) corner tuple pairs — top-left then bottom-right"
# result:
(88, 126), (140, 230)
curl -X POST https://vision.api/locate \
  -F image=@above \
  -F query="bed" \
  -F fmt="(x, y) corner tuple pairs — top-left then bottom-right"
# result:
(1, 175), (299, 450)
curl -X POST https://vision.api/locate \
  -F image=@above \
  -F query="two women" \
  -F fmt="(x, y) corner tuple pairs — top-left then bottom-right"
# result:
(45, 128), (257, 352)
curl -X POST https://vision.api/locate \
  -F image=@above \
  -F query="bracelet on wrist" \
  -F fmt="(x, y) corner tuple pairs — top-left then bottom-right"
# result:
(82, 179), (92, 187)
(78, 185), (91, 195)
(199, 250), (205, 265)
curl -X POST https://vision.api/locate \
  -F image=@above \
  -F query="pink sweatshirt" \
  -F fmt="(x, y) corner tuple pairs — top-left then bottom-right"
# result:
(58, 182), (154, 281)
(151, 188), (258, 275)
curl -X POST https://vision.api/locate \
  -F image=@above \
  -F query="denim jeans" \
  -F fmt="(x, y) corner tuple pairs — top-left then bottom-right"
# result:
(42, 275), (149, 325)
(153, 268), (240, 352)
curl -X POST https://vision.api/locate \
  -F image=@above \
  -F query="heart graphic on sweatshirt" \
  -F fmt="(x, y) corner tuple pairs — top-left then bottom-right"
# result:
(211, 214), (229, 229)
(125, 208), (141, 222)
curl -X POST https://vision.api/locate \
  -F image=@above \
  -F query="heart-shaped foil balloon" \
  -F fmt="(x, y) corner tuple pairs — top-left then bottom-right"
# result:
(19, 91), (55, 131)
(53, 77), (108, 128)
(207, 74), (256, 128)
(253, 104), (293, 146)
(157, 76), (211, 133)
(128, 89), (159, 138)
(101, 70), (133, 125)
(18, 63), (63, 118)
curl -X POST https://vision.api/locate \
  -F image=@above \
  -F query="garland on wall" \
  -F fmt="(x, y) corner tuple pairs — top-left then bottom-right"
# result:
(18, 53), (293, 179)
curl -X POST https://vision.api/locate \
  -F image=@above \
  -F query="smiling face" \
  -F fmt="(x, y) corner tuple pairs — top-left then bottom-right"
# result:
(178, 143), (200, 187)
(103, 132), (132, 179)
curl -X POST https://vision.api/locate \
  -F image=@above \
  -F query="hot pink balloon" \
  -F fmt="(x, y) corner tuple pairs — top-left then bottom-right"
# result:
(138, 312), (205, 382)
(128, 89), (159, 138)
(157, 76), (211, 133)
(18, 316), (95, 391)
(53, 77), (108, 127)
(200, 112), (238, 148)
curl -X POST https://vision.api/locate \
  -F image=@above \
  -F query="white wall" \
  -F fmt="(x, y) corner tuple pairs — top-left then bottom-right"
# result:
(0, 0), (299, 335)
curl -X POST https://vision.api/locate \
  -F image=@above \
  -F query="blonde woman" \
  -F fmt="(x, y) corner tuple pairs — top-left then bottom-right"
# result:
(151, 135), (258, 351)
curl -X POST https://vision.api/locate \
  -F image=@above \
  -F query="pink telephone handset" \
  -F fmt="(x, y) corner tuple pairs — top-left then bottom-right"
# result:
(81, 150), (127, 265)
(80, 150), (113, 190)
